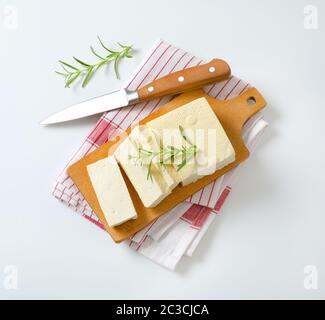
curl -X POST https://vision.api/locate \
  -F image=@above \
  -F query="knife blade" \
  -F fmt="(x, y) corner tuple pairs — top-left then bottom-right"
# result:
(40, 58), (230, 125)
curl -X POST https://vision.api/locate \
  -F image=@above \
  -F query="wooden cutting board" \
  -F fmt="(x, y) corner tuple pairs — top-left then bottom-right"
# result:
(68, 87), (266, 243)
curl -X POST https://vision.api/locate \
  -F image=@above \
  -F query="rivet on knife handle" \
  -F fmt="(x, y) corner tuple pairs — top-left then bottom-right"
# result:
(137, 59), (231, 101)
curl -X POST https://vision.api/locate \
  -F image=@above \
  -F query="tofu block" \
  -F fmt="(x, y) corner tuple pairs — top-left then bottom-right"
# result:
(114, 136), (169, 208)
(146, 97), (235, 185)
(87, 156), (137, 227)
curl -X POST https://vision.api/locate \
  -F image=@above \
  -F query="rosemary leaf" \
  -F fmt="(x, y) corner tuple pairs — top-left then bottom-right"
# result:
(98, 36), (115, 53)
(90, 46), (105, 60)
(73, 57), (91, 67)
(176, 146), (197, 171)
(65, 73), (80, 88)
(82, 67), (94, 88)
(114, 55), (121, 79)
(179, 125), (193, 146)
(55, 71), (67, 77)
(58, 60), (79, 71)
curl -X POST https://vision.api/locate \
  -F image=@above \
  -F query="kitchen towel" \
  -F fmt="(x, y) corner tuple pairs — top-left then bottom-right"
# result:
(52, 39), (267, 269)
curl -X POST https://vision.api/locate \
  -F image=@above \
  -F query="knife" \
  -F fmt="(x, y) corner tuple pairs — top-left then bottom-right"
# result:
(40, 58), (231, 125)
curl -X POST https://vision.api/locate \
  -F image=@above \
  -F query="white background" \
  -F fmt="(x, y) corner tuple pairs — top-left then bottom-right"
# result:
(0, 0), (324, 299)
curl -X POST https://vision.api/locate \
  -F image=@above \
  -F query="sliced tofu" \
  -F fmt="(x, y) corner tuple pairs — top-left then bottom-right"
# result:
(87, 156), (137, 227)
(114, 136), (169, 208)
(130, 125), (181, 191)
(146, 97), (235, 185)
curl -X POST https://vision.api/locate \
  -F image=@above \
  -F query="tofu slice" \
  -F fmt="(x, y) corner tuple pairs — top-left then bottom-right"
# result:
(87, 156), (137, 227)
(114, 136), (169, 208)
(146, 97), (235, 185)
(130, 125), (181, 191)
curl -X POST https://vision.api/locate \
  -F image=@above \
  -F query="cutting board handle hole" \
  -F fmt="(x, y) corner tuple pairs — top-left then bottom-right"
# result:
(247, 97), (256, 106)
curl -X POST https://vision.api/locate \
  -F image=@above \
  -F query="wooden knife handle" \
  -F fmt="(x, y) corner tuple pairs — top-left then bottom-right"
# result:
(137, 58), (231, 101)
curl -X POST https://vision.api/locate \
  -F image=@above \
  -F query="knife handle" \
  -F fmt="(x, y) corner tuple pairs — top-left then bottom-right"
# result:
(137, 58), (231, 101)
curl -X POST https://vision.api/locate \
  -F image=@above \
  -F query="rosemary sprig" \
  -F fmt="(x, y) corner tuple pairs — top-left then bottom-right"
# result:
(128, 126), (198, 180)
(56, 37), (133, 88)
